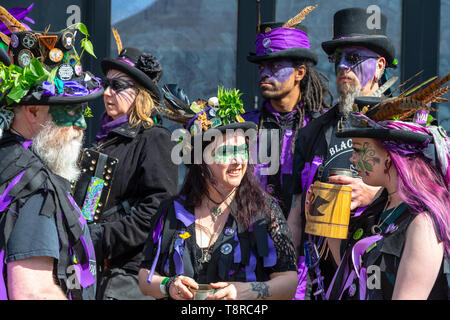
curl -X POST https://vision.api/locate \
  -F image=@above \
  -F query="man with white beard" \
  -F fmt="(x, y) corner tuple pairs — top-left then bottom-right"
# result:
(0, 9), (103, 300)
(287, 8), (398, 300)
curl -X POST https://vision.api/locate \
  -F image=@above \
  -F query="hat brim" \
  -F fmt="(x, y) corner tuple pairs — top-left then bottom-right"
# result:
(321, 35), (395, 67)
(336, 128), (432, 144)
(0, 49), (11, 66)
(247, 47), (318, 65)
(17, 88), (104, 105)
(101, 58), (161, 101)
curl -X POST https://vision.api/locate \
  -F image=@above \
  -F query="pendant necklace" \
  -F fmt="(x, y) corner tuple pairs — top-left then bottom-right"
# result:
(205, 187), (236, 222)
(371, 191), (401, 235)
(197, 213), (227, 264)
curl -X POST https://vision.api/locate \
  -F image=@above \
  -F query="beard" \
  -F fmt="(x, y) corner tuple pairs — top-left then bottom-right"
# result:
(337, 81), (361, 116)
(32, 121), (84, 182)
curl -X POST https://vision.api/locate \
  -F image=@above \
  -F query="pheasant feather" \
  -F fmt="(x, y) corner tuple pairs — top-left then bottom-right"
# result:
(282, 5), (318, 28)
(112, 28), (123, 55)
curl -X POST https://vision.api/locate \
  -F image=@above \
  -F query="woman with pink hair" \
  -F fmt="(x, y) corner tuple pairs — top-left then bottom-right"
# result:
(323, 96), (449, 300)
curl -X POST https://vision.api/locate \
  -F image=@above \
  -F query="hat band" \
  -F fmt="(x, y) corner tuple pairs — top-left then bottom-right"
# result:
(117, 57), (135, 67)
(255, 27), (310, 56)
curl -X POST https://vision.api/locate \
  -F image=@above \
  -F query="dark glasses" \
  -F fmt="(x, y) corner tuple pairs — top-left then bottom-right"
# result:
(328, 52), (379, 65)
(102, 78), (135, 92)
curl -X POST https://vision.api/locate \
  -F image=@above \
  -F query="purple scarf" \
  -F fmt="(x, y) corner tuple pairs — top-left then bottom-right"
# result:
(96, 113), (129, 143)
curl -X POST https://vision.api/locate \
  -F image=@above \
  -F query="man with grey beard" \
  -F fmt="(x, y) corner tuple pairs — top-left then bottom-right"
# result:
(0, 13), (103, 300)
(287, 8), (398, 300)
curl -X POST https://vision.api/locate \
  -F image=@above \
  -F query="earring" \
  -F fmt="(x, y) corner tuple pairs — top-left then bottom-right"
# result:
(384, 158), (391, 173)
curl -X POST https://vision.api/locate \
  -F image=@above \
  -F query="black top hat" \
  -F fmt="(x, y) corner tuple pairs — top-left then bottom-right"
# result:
(0, 48), (10, 66)
(322, 7), (396, 68)
(101, 47), (162, 101)
(247, 22), (318, 65)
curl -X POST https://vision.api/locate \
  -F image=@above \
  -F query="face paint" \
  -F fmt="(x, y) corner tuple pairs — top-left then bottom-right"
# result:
(333, 47), (379, 88)
(213, 143), (248, 164)
(352, 142), (381, 177)
(258, 60), (295, 84)
(49, 104), (87, 129)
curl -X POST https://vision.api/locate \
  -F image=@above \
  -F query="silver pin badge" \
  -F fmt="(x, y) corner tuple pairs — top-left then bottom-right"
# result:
(220, 243), (233, 255)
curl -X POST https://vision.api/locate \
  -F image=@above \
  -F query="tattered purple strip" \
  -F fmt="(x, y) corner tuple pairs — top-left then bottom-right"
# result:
(73, 236), (96, 288)
(233, 232), (241, 264)
(153, 215), (163, 244)
(0, 3), (35, 35)
(293, 256), (308, 300)
(0, 171), (26, 212)
(173, 241), (184, 275)
(245, 252), (257, 282)
(301, 156), (323, 191)
(66, 193), (86, 228)
(174, 200), (196, 227)
(280, 130), (294, 182)
(351, 234), (383, 300)
(147, 234), (162, 283)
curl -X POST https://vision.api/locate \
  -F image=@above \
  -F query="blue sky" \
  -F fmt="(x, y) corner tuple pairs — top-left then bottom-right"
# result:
(111, 0), (156, 24)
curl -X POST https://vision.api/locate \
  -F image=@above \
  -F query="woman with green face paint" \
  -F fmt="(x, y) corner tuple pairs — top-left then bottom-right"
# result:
(138, 86), (298, 301)
(84, 43), (178, 300)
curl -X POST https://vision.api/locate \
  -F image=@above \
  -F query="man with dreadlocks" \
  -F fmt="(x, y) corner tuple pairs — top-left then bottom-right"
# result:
(288, 8), (398, 300)
(244, 5), (333, 220)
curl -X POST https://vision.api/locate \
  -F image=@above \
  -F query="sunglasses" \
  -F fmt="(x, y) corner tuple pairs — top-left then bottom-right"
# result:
(328, 52), (379, 65)
(102, 78), (135, 92)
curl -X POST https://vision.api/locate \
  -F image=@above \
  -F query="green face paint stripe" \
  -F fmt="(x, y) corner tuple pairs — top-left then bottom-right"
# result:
(212, 143), (248, 163)
(49, 104), (87, 129)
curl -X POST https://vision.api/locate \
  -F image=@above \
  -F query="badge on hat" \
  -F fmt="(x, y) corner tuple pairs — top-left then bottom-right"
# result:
(49, 48), (64, 63)
(262, 37), (271, 49)
(22, 33), (37, 49)
(18, 49), (33, 67)
(58, 64), (74, 81)
(39, 35), (58, 51)
(62, 31), (75, 49)
(10, 34), (19, 48)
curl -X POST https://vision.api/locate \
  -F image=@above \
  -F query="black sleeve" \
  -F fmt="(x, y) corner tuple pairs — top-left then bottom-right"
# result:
(7, 191), (59, 262)
(291, 128), (307, 195)
(265, 198), (298, 274)
(101, 127), (178, 259)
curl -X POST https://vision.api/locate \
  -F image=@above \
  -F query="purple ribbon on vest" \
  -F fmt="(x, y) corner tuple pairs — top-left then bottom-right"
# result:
(66, 193), (96, 288)
(147, 211), (163, 283)
(351, 234), (382, 300)
(301, 156), (323, 192)
(255, 27), (311, 56)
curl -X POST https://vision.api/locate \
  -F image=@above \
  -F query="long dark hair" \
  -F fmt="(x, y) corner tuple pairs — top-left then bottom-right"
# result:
(179, 161), (271, 229)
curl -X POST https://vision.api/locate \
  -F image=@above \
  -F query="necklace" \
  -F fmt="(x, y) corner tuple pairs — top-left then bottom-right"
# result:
(371, 201), (402, 235)
(196, 213), (227, 264)
(205, 187), (236, 222)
